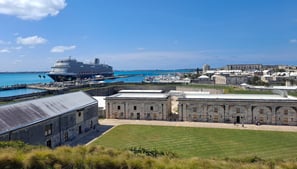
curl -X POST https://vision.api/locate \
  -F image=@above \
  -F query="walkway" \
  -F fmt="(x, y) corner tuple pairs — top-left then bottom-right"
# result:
(99, 119), (297, 132)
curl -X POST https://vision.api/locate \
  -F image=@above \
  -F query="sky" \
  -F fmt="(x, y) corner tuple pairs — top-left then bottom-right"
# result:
(0, 0), (297, 71)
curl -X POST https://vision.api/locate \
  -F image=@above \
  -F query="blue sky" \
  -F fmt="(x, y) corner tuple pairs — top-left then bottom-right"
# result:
(0, 0), (297, 71)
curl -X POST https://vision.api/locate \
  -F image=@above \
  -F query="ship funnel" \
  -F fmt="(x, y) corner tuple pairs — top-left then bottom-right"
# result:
(94, 58), (100, 65)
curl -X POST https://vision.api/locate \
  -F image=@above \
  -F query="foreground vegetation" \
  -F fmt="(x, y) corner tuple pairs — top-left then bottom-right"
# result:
(1, 141), (297, 169)
(93, 125), (297, 159)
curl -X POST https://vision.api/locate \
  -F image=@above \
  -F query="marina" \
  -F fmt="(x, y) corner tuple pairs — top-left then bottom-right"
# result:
(0, 69), (194, 99)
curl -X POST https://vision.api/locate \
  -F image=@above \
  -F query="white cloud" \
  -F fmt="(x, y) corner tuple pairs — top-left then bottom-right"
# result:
(51, 45), (76, 53)
(0, 0), (67, 20)
(16, 36), (47, 45)
(0, 49), (10, 53)
(290, 39), (297, 43)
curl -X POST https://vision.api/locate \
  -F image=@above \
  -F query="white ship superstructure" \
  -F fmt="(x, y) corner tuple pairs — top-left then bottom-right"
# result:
(48, 58), (113, 82)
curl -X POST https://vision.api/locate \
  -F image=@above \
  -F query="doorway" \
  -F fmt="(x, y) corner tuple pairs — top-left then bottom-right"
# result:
(236, 116), (241, 123)
(46, 140), (52, 148)
(137, 113), (140, 120)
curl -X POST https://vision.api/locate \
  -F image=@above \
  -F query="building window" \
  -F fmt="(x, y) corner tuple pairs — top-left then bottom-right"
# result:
(150, 106), (154, 111)
(236, 108), (240, 113)
(45, 124), (52, 136)
(79, 125), (82, 134)
(260, 109), (264, 114)
(120, 112), (124, 117)
(77, 109), (84, 117)
(90, 120), (93, 129)
(46, 140), (52, 148)
(117, 105), (121, 110)
(284, 109), (288, 115)
(64, 132), (68, 141)
(134, 106), (137, 110)
(214, 107), (218, 113)
(193, 107), (197, 112)
(130, 113), (134, 117)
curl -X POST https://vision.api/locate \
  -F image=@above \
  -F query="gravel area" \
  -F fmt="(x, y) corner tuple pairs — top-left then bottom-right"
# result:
(99, 119), (297, 132)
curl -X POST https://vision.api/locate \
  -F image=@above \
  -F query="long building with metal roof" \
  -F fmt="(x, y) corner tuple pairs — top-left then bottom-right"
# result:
(105, 89), (297, 126)
(178, 92), (297, 125)
(0, 91), (98, 148)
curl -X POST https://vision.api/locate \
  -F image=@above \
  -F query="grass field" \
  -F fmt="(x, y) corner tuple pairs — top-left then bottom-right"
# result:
(91, 125), (297, 159)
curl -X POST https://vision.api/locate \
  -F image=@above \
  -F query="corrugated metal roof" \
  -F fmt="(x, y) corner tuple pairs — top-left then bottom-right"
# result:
(107, 93), (169, 99)
(0, 91), (97, 135)
(118, 90), (163, 93)
(182, 93), (297, 101)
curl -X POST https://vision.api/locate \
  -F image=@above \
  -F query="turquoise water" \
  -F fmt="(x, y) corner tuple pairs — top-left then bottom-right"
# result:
(0, 69), (194, 97)
(0, 72), (52, 87)
(107, 69), (193, 83)
(0, 70), (194, 86)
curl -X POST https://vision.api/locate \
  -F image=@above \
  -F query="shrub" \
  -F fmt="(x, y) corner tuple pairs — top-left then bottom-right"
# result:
(128, 146), (177, 158)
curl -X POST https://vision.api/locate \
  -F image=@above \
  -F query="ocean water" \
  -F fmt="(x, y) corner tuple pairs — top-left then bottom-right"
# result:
(0, 72), (52, 87)
(107, 69), (193, 83)
(0, 69), (194, 97)
(0, 70), (194, 87)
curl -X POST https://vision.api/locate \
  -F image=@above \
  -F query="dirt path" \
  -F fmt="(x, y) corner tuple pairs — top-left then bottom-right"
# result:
(99, 119), (297, 132)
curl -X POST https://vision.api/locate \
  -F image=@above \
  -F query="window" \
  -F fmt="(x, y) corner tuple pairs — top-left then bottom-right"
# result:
(64, 132), (68, 141)
(236, 108), (240, 113)
(260, 109), (264, 114)
(284, 109), (288, 115)
(214, 107), (218, 113)
(79, 126), (82, 134)
(77, 109), (84, 117)
(150, 106), (154, 111)
(130, 113), (134, 117)
(117, 105), (121, 110)
(120, 112), (124, 117)
(134, 106), (137, 110)
(46, 140), (52, 148)
(45, 124), (52, 136)
(193, 107), (197, 112)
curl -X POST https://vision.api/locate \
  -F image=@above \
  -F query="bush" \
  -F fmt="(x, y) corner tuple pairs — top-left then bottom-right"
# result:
(128, 146), (177, 158)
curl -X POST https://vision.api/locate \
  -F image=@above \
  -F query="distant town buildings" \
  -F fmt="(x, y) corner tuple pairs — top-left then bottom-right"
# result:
(203, 64), (210, 73)
(225, 64), (263, 71)
(191, 63), (297, 86)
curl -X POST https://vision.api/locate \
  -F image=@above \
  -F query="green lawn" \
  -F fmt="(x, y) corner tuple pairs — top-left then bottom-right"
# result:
(92, 125), (297, 159)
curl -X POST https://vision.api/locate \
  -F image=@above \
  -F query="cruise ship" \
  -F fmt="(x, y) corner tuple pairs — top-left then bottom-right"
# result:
(48, 57), (114, 82)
